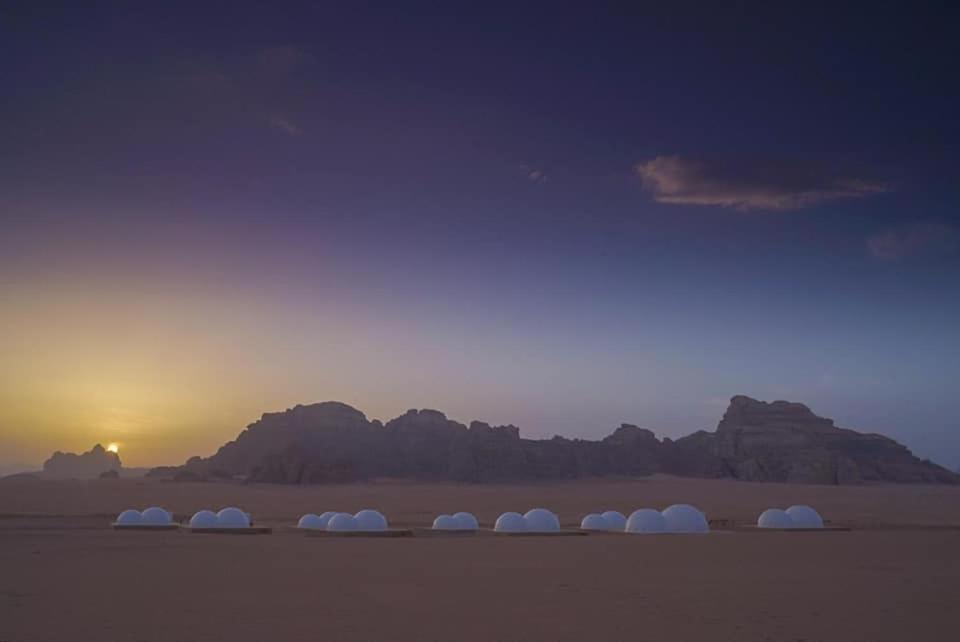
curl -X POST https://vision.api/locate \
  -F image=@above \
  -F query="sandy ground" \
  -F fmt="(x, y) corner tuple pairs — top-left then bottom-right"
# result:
(2, 475), (959, 642)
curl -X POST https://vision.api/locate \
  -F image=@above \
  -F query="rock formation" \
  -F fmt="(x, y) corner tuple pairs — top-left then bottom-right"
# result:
(43, 444), (122, 479)
(693, 395), (955, 484)
(152, 396), (957, 485)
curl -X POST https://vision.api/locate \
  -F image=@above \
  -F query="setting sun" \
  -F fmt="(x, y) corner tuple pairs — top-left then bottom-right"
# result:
(106, 443), (119, 454)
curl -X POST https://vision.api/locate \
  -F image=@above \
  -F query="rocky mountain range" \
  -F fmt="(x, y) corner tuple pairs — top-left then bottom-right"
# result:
(152, 396), (957, 485)
(43, 444), (122, 479)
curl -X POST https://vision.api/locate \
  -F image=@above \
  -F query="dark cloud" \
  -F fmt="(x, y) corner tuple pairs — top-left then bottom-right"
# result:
(867, 223), (959, 260)
(635, 155), (888, 210)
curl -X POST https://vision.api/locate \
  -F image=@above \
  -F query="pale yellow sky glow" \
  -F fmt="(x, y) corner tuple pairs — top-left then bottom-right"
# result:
(2, 273), (630, 470)
(0, 276), (383, 468)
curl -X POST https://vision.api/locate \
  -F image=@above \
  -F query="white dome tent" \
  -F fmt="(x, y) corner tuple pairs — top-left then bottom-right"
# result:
(626, 509), (666, 534)
(115, 509), (141, 525)
(434, 512), (479, 531)
(140, 507), (172, 525)
(433, 514), (459, 530)
(189, 510), (218, 529)
(297, 513), (327, 529)
(757, 508), (795, 529)
(786, 505), (824, 529)
(494, 512), (528, 533)
(297, 510), (337, 531)
(113, 507), (178, 530)
(181, 506), (269, 534)
(524, 508), (560, 532)
(217, 507), (251, 528)
(354, 509), (388, 531)
(452, 512), (479, 530)
(662, 504), (709, 533)
(580, 513), (610, 530)
(327, 513), (360, 531)
(601, 510), (627, 531)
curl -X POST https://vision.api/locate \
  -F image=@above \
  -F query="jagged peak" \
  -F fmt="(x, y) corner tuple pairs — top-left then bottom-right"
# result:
(259, 401), (369, 423)
(719, 395), (834, 433)
(603, 423), (659, 445)
(288, 400), (366, 414)
(400, 408), (449, 421)
(468, 421), (520, 439)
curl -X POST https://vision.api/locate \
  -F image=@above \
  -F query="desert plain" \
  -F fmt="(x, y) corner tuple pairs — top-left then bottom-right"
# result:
(2, 474), (959, 642)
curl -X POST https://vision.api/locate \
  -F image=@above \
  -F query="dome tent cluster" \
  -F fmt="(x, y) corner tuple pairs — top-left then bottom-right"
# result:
(114, 507), (173, 526)
(432, 512), (480, 531)
(493, 508), (561, 533)
(580, 510), (632, 531)
(189, 507), (254, 529)
(297, 509), (389, 532)
(757, 505), (824, 529)
(297, 511), (337, 530)
(580, 504), (709, 534)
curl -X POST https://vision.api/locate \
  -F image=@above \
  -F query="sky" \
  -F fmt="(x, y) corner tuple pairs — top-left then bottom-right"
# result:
(1, 2), (959, 472)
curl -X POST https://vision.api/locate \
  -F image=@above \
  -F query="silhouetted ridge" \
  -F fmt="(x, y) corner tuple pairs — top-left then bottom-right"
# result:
(43, 444), (122, 479)
(152, 396), (958, 485)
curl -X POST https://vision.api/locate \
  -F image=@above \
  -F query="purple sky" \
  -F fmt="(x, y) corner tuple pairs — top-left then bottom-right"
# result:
(1, 3), (958, 470)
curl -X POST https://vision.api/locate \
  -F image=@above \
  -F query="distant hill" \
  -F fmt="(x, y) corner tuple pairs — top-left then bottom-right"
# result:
(151, 396), (958, 485)
(43, 444), (121, 479)
(0, 463), (37, 478)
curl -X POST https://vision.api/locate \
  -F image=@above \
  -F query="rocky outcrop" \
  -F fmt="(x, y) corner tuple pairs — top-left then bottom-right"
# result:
(694, 395), (956, 484)
(43, 444), (122, 479)
(154, 396), (958, 485)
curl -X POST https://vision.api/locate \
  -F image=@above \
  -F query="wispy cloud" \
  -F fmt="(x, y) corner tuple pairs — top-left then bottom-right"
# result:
(635, 155), (888, 210)
(867, 223), (959, 260)
(520, 163), (548, 183)
(268, 116), (303, 137)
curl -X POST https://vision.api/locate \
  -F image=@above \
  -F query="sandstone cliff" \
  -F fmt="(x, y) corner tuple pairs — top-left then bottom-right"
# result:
(691, 395), (955, 484)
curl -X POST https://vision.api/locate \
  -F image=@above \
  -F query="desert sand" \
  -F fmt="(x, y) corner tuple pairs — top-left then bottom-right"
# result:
(2, 474), (959, 641)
